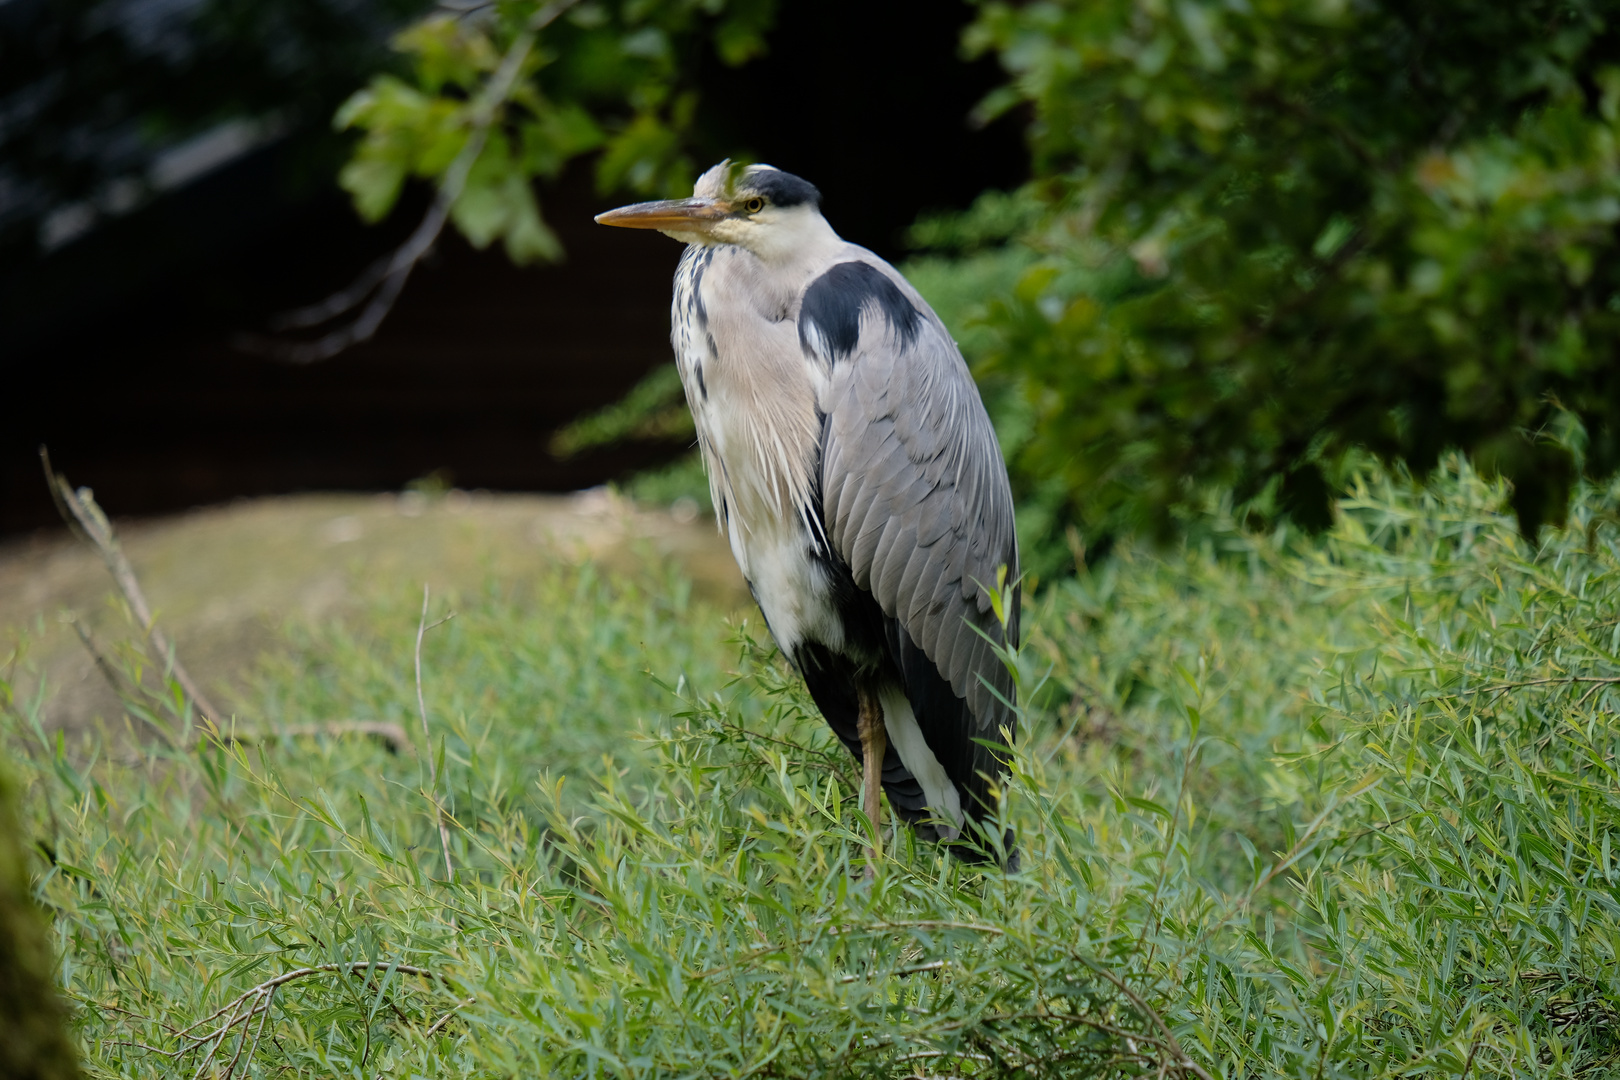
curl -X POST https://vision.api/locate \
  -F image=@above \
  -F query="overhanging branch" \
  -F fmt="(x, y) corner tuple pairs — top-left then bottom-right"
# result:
(235, 0), (579, 364)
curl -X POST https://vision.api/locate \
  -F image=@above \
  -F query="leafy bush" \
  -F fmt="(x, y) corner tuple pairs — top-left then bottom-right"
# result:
(7, 463), (1620, 1076)
(960, 0), (1620, 540)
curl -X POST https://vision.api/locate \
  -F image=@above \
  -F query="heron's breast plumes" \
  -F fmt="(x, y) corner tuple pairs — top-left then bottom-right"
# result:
(671, 243), (858, 659)
(674, 245), (823, 541)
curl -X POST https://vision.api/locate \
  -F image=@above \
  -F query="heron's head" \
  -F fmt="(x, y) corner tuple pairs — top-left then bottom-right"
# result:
(595, 161), (832, 259)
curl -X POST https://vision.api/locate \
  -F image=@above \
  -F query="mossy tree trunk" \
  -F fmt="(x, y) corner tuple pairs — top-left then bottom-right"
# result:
(0, 766), (81, 1080)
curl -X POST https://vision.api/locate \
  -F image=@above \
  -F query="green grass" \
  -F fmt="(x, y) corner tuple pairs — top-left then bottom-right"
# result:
(5, 460), (1620, 1077)
(247, 564), (744, 807)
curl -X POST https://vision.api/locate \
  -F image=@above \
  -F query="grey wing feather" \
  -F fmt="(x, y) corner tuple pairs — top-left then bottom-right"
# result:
(817, 271), (1020, 739)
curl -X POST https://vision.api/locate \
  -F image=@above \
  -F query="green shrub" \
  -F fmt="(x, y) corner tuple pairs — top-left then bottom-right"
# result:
(962, 0), (1620, 541)
(7, 463), (1620, 1076)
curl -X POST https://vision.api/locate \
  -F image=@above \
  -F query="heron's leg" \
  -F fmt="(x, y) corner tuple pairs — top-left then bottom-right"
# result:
(855, 683), (886, 876)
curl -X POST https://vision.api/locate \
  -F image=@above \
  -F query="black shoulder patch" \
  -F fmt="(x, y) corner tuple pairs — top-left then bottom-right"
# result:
(798, 261), (922, 362)
(746, 169), (820, 208)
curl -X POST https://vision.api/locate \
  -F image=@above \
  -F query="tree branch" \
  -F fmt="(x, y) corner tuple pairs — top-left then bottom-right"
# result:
(235, 0), (580, 364)
(109, 962), (459, 1080)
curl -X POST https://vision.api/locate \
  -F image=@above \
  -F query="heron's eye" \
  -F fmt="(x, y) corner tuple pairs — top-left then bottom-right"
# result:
(743, 197), (765, 214)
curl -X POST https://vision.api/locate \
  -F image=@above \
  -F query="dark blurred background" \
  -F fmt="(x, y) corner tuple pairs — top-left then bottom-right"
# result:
(0, 0), (1024, 536)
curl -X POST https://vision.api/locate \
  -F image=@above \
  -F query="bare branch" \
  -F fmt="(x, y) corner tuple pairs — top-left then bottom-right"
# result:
(190, 995), (252, 1080)
(236, 0), (580, 364)
(43, 448), (411, 758)
(175, 963), (453, 1041)
(42, 447), (223, 728)
(108, 962), (457, 1080)
(240, 986), (275, 1073)
(421, 996), (475, 1039)
(1474, 675), (1620, 696)
(266, 251), (394, 332)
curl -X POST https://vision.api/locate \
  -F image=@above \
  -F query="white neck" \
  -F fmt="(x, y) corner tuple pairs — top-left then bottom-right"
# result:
(741, 206), (843, 265)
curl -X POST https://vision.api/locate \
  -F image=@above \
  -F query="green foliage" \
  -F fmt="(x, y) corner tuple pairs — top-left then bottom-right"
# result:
(618, 450), (714, 512)
(13, 466), (1620, 1075)
(959, 0), (1620, 540)
(549, 362), (695, 458)
(248, 565), (738, 807)
(548, 361), (714, 513)
(547, 361), (711, 513)
(336, 0), (777, 262)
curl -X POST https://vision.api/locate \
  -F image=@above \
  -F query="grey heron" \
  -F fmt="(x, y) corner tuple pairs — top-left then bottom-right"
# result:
(597, 161), (1019, 867)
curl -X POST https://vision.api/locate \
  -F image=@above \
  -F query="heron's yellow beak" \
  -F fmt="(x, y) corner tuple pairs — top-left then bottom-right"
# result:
(594, 197), (730, 230)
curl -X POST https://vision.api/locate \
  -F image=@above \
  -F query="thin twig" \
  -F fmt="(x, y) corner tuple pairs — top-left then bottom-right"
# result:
(267, 253), (395, 332)
(1575, 679), (1614, 710)
(218, 995), (265, 1080)
(242, 985), (275, 1073)
(718, 721), (849, 767)
(44, 449), (406, 758)
(236, 0), (579, 363)
(112, 963), (453, 1080)
(107, 1039), (185, 1057)
(169, 962), (452, 1039)
(190, 996), (249, 1080)
(421, 996), (475, 1039)
(1080, 964), (1216, 1080)
(1474, 675), (1620, 696)
(42, 447), (222, 728)
(1136, 718), (1201, 968)
(416, 584), (457, 881)
(1401, 673), (1620, 711)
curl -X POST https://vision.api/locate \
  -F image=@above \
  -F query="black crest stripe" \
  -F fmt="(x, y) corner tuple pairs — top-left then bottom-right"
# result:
(798, 262), (923, 362)
(746, 169), (820, 208)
